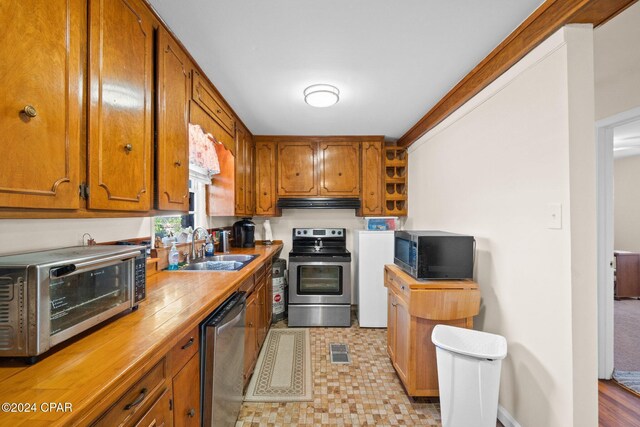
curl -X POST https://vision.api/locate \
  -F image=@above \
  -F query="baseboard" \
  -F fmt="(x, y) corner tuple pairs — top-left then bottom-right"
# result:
(498, 405), (522, 427)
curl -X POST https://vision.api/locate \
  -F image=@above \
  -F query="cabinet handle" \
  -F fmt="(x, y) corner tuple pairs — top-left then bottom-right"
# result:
(216, 109), (222, 114)
(124, 143), (133, 153)
(338, 172), (342, 176)
(181, 337), (194, 350)
(263, 192), (267, 196)
(124, 388), (147, 410)
(187, 408), (196, 418)
(248, 322), (253, 327)
(391, 302), (398, 307)
(22, 105), (37, 118)
(295, 172), (300, 176)
(175, 160), (182, 167)
(370, 192), (374, 196)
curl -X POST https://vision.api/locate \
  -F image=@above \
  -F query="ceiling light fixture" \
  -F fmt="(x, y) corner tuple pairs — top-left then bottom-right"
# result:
(304, 84), (340, 108)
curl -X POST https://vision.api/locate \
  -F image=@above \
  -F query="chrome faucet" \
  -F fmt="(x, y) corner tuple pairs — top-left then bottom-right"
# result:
(191, 227), (209, 260)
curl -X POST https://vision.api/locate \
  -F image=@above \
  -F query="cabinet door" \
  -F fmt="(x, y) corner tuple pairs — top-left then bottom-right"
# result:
(243, 293), (257, 384)
(246, 136), (255, 215)
(0, 0), (83, 209)
(360, 140), (383, 215)
(134, 386), (172, 427)
(173, 354), (200, 427)
(277, 141), (317, 196)
(234, 124), (247, 215)
(266, 267), (273, 326)
(394, 293), (410, 384)
(387, 290), (396, 360)
(88, 0), (154, 211)
(319, 141), (360, 196)
(156, 29), (189, 211)
(255, 141), (278, 216)
(257, 278), (268, 347)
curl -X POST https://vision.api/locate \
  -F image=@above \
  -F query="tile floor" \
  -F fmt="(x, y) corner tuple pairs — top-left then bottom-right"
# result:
(237, 317), (442, 426)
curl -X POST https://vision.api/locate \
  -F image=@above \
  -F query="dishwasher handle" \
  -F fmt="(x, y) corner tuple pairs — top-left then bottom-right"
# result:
(206, 292), (246, 329)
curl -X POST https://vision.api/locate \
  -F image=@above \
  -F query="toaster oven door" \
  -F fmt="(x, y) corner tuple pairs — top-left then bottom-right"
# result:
(45, 254), (136, 348)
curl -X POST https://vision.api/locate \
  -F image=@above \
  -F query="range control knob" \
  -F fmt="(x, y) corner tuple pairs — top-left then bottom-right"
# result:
(331, 230), (336, 235)
(303, 230), (308, 234)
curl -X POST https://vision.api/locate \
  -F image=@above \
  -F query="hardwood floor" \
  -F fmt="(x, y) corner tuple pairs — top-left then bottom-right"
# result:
(600, 380), (640, 426)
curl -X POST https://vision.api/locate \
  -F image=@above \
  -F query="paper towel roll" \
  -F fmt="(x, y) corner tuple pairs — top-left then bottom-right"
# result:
(263, 220), (273, 242)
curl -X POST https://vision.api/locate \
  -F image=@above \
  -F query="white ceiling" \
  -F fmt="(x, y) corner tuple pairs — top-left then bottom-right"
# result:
(614, 118), (640, 159)
(149, 0), (544, 139)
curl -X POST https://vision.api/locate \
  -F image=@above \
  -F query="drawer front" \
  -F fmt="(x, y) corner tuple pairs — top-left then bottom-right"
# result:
(254, 263), (266, 282)
(239, 275), (255, 294)
(192, 71), (234, 135)
(93, 359), (166, 427)
(169, 326), (199, 377)
(133, 385), (172, 427)
(386, 268), (410, 299)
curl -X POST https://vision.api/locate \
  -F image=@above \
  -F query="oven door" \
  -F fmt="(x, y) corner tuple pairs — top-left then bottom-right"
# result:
(288, 260), (351, 304)
(39, 253), (138, 351)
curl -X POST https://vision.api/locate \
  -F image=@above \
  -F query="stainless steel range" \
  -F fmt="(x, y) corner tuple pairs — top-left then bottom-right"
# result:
(288, 228), (351, 327)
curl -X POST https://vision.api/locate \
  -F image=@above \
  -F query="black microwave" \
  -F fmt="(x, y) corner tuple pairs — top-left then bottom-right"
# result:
(394, 230), (475, 279)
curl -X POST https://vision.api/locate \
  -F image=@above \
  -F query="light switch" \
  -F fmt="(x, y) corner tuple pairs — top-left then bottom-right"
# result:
(547, 203), (562, 229)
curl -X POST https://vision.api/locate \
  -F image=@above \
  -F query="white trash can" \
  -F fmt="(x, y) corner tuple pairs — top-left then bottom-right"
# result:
(431, 325), (507, 427)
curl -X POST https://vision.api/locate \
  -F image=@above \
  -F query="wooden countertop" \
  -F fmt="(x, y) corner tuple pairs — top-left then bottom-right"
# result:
(384, 264), (479, 290)
(0, 244), (282, 426)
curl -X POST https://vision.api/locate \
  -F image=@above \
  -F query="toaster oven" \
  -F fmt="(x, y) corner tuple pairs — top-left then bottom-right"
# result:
(0, 245), (146, 361)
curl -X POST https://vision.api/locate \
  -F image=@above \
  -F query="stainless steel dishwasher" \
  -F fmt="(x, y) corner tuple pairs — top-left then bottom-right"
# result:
(200, 292), (246, 427)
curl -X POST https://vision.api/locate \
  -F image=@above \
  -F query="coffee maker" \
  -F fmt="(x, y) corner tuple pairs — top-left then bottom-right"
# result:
(232, 218), (256, 248)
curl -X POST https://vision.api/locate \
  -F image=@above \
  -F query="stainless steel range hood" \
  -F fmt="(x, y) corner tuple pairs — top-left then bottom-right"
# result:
(277, 198), (361, 209)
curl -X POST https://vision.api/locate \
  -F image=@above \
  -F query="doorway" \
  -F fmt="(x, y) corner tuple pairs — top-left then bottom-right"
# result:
(597, 107), (640, 383)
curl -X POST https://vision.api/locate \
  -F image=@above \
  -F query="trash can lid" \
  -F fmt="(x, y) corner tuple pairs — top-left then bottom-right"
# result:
(431, 325), (507, 360)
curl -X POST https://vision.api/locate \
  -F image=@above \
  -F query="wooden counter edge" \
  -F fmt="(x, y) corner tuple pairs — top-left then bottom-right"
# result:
(0, 245), (282, 427)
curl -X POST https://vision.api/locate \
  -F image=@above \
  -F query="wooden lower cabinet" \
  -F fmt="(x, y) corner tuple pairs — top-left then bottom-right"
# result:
(384, 265), (481, 396)
(244, 291), (258, 384)
(243, 259), (274, 387)
(172, 354), (200, 426)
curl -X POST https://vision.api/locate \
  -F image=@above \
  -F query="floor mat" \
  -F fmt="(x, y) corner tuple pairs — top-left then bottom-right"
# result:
(244, 328), (312, 402)
(613, 370), (640, 396)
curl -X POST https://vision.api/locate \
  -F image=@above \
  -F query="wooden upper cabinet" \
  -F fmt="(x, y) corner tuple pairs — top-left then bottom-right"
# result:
(360, 139), (384, 215)
(0, 0), (83, 209)
(192, 71), (235, 136)
(255, 140), (278, 216)
(278, 141), (317, 196)
(246, 136), (256, 215)
(235, 124), (248, 215)
(156, 28), (189, 211)
(87, 0), (154, 211)
(319, 141), (360, 196)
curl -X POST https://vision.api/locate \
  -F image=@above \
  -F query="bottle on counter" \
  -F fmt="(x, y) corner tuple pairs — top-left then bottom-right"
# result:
(168, 242), (179, 270)
(204, 235), (215, 257)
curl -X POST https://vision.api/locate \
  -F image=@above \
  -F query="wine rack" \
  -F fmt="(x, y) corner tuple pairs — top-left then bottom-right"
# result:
(384, 147), (407, 216)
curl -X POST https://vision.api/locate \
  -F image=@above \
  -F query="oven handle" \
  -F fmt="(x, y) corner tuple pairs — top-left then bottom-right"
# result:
(50, 251), (140, 278)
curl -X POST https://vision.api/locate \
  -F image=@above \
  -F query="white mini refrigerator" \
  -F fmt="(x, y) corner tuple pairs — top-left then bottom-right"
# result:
(354, 230), (395, 327)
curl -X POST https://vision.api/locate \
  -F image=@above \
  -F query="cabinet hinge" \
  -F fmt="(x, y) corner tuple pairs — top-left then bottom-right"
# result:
(79, 183), (89, 200)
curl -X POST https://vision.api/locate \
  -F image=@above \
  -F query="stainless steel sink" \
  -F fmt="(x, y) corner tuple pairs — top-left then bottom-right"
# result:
(174, 254), (259, 272)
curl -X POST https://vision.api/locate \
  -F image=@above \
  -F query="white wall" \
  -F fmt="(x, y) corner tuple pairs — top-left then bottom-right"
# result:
(406, 26), (596, 427)
(594, 1), (640, 121)
(0, 217), (151, 256)
(614, 155), (640, 251)
(252, 209), (368, 303)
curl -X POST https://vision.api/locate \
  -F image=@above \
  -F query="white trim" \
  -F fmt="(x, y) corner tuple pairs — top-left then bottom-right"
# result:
(497, 405), (522, 427)
(596, 106), (640, 379)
